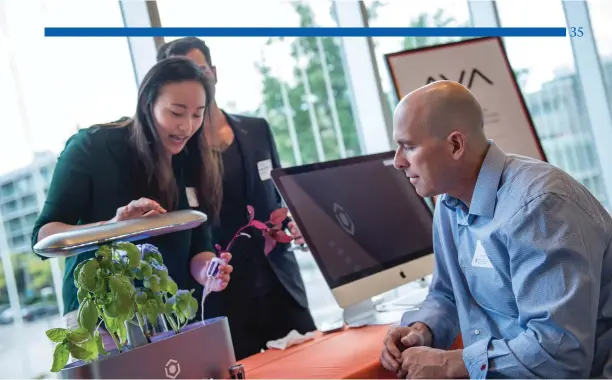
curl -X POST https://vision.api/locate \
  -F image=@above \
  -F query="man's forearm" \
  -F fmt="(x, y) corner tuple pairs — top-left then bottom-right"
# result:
(401, 292), (460, 349)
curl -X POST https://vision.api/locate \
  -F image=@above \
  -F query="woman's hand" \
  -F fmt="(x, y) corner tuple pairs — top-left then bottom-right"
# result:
(110, 197), (166, 223)
(288, 220), (305, 245)
(206, 252), (233, 291)
(191, 251), (233, 291)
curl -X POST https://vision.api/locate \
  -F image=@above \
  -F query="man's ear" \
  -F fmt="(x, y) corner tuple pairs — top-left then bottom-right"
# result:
(447, 131), (466, 160)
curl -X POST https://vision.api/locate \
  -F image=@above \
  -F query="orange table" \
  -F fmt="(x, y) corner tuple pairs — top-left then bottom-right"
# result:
(240, 324), (463, 379)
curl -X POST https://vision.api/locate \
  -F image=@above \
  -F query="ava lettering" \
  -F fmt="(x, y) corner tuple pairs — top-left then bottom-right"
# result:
(426, 68), (494, 89)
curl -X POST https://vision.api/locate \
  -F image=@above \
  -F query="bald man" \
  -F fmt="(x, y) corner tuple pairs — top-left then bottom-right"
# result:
(380, 80), (612, 378)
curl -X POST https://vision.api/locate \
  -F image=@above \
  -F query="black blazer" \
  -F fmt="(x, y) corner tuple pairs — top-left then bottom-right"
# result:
(224, 112), (309, 309)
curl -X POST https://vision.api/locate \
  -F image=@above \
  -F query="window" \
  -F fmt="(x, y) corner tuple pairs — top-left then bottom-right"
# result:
(1, 201), (17, 215)
(588, 0), (612, 111)
(0, 182), (15, 198)
(364, 0), (473, 112)
(0, 0), (137, 378)
(497, 0), (609, 208)
(156, 0), (363, 324)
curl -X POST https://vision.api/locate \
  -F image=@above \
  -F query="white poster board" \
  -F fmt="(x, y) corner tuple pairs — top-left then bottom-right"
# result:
(385, 37), (546, 161)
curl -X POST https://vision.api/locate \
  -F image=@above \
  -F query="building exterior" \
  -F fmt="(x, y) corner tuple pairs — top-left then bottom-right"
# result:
(0, 151), (56, 254)
(523, 59), (612, 210)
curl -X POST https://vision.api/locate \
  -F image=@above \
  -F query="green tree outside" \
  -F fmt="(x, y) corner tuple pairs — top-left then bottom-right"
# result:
(251, 1), (528, 166)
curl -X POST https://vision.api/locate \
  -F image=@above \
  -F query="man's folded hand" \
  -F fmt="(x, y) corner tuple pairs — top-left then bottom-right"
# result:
(380, 322), (433, 373)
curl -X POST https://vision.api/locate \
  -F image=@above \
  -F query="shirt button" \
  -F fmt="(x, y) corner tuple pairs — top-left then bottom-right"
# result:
(474, 329), (480, 335)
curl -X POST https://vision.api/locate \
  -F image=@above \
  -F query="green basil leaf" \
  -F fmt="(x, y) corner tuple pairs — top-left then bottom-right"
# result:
(96, 245), (112, 259)
(78, 298), (98, 336)
(46, 328), (68, 343)
(116, 321), (127, 345)
(51, 343), (70, 372)
(163, 301), (174, 314)
(103, 302), (118, 319)
(165, 278), (178, 295)
(67, 341), (92, 361)
(115, 242), (141, 268)
(104, 317), (119, 334)
(67, 327), (90, 344)
(73, 261), (87, 289)
(188, 297), (199, 319)
(77, 260), (99, 292)
(135, 290), (148, 305)
(116, 292), (133, 320)
(109, 275), (135, 297)
(145, 274), (161, 292)
(138, 261), (152, 278)
(77, 288), (89, 304)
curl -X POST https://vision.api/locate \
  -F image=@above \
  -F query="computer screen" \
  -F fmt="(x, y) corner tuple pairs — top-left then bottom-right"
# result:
(271, 151), (434, 290)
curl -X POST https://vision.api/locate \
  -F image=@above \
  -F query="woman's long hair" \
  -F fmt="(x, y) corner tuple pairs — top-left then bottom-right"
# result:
(106, 57), (222, 220)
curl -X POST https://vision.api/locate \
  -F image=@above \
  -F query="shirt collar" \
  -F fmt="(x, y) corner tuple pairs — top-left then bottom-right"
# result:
(441, 140), (506, 219)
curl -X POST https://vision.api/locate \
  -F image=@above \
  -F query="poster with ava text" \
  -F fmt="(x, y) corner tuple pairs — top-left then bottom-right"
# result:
(385, 37), (546, 161)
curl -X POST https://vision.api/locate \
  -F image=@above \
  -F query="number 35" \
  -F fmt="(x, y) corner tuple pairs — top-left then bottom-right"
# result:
(570, 27), (584, 37)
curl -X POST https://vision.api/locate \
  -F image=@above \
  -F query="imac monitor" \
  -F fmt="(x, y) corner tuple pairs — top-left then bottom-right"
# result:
(271, 151), (435, 323)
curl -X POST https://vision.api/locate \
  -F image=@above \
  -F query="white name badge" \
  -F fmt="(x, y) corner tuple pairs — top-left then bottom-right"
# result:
(186, 187), (199, 207)
(471, 240), (493, 269)
(257, 159), (272, 181)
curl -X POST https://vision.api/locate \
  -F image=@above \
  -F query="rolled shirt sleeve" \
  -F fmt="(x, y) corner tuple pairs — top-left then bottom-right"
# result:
(401, 214), (461, 350)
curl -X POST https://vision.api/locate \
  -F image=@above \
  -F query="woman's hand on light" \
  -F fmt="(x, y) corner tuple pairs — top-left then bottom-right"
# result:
(110, 197), (166, 223)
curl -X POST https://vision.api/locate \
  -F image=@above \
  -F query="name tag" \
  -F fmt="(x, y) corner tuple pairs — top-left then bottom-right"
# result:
(186, 187), (199, 207)
(257, 159), (272, 181)
(471, 240), (493, 268)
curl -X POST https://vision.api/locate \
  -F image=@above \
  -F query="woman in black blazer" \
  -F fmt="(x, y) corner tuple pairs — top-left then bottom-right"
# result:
(158, 38), (316, 360)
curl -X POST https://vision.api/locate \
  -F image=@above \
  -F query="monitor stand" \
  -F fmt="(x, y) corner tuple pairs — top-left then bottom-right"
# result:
(343, 299), (406, 327)
(342, 286), (429, 327)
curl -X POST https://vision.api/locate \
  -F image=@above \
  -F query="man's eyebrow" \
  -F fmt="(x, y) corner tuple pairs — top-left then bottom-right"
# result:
(396, 139), (414, 145)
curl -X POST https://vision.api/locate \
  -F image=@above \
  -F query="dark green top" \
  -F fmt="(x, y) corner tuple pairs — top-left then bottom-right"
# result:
(31, 124), (213, 316)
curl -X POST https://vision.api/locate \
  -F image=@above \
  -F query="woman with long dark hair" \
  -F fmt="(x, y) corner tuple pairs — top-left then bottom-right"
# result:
(32, 57), (233, 343)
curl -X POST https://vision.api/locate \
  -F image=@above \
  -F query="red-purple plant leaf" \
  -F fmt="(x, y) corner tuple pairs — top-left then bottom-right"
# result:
(264, 236), (277, 256)
(250, 220), (268, 231)
(272, 230), (293, 243)
(214, 244), (222, 252)
(269, 208), (288, 225)
(246, 205), (255, 222)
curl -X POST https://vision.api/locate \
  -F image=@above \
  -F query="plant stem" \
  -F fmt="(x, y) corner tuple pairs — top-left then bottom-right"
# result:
(164, 312), (179, 333)
(135, 311), (148, 337)
(103, 318), (122, 353)
(109, 331), (122, 353)
(225, 224), (252, 252)
(98, 306), (123, 353)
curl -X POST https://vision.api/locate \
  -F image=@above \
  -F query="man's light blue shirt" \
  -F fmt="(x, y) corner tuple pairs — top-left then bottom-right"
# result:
(401, 141), (612, 378)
